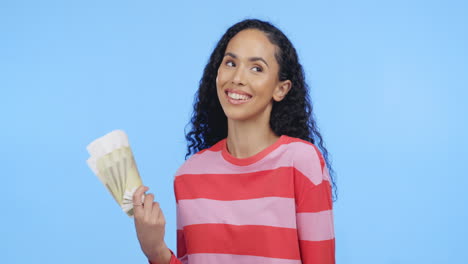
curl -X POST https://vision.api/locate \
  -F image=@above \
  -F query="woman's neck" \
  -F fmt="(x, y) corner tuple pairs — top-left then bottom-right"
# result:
(226, 118), (279, 159)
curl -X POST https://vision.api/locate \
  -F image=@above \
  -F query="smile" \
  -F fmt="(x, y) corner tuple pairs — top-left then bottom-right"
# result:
(225, 90), (252, 105)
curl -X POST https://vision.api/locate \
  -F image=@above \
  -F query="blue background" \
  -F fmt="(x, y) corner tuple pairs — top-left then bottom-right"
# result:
(1, 0), (467, 263)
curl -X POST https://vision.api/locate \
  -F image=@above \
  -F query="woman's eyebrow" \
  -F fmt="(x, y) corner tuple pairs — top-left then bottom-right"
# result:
(224, 52), (269, 68)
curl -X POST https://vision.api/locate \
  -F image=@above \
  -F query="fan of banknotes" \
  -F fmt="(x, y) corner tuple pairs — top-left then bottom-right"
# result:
(86, 130), (143, 217)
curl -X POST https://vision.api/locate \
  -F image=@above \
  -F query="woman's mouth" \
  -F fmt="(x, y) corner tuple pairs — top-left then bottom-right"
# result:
(226, 91), (252, 105)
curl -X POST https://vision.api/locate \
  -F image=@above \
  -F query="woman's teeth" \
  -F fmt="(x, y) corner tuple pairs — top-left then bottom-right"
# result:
(228, 92), (251, 100)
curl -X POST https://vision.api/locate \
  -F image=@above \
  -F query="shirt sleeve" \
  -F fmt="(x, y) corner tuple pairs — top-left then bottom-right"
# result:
(175, 178), (188, 264)
(175, 225), (188, 263)
(148, 249), (183, 264)
(293, 144), (335, 264)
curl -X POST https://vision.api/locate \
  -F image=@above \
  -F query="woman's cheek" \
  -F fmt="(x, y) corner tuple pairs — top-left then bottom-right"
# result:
(217, 74), (230, 89)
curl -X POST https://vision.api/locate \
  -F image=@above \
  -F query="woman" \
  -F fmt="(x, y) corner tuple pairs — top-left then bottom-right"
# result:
(133, 19), (336, 264)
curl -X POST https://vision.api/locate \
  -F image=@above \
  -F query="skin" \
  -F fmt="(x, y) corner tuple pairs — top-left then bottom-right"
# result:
(133, 29), (292, 264)
(133, 186), (171, 264)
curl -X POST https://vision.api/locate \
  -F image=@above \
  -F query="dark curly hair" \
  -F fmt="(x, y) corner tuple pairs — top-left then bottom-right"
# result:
(185, 19), (337, 200)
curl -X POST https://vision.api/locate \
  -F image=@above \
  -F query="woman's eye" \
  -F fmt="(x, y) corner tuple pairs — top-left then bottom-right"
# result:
(226, 61), (235, 67)
(252, 66), (263, 72)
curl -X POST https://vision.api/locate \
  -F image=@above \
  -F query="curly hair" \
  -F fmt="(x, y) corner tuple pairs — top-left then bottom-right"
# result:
(185, 19), (337, 200)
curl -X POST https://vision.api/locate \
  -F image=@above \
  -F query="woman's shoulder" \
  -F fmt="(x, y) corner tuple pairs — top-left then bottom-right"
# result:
(282, 136), (326, 183)
(282, 136), (324, 161)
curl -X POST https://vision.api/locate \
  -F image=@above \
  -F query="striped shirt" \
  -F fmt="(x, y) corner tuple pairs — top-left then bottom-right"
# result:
(166, 135), (335, 264)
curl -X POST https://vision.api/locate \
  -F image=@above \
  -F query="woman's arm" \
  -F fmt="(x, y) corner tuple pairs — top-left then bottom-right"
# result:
(294, 146), (335, 264)
(133, 186), (181, 264)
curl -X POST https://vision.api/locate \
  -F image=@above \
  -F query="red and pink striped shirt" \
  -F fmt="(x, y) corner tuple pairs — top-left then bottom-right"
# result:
(165, 135), (335, 264)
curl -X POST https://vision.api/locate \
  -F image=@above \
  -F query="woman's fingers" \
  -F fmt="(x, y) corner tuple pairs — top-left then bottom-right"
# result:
(132, 185), (167, 262)
(144, 193), (154, 220)
(151, 202), (162, 222)
(132, 186), (163, 224)
(133, 185), (148, 218)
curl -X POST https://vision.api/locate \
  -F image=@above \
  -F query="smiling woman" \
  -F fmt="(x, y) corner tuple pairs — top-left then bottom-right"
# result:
(216, 29), (292, 124)
(133, 19), (337, 264)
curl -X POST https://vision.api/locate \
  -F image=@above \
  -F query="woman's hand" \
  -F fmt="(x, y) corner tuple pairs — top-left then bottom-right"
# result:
(133, 185), (172, 264)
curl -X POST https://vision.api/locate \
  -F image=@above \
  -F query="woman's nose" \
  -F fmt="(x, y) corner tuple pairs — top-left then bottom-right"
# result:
(231, 66), (246, 86)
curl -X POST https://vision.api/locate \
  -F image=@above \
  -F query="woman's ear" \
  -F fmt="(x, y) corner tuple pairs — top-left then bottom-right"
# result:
(273, 80), (292, 102)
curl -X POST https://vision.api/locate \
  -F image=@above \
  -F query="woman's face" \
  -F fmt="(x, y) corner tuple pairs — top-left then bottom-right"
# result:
(216, 29), (291, 123)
